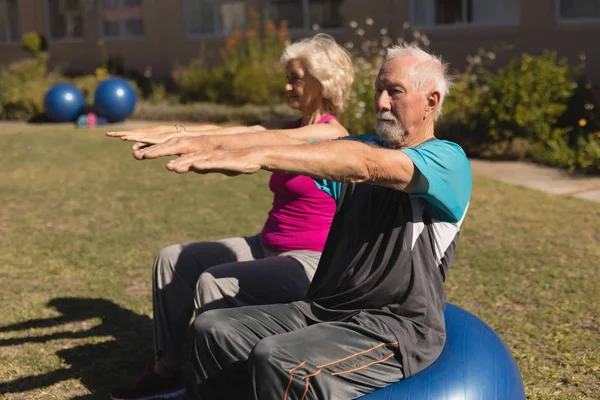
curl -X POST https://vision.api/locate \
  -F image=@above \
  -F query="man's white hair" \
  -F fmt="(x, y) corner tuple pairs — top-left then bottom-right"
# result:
(386, 44), (453, 120)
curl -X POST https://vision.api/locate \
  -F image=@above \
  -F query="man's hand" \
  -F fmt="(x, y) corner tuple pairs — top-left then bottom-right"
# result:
(166, 149), (263, 176)
(129, 132), (187, 150)
(132, 136), (216, 160)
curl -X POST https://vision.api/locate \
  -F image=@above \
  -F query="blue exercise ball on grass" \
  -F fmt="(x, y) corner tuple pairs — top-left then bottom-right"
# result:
(359, 303), (526, 400)
(44, 83), (85, 122)
(94, 77), (137, 122)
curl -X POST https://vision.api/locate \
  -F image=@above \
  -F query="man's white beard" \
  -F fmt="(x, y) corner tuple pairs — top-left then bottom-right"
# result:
(375, 111), (406, 144)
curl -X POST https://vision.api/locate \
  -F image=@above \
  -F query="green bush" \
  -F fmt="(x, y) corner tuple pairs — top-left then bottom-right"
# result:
(145, 81), (172, 104)
(175, 10), (287, 106)
(483, 52), (572, 143)
(175, 59), (235, 104)
(340, 56), (378, 134)
(442, 51), (575, 152)
(0, 54), (63, 120)
(21, 32), (48, 55)
(528, 133), (600, 173)
(231, 18), (287, 105)
(439, 48), (600, 173)
(0, 32), (58, 120)
(528, 136), (577, 170)
(575, 134), (600, 173)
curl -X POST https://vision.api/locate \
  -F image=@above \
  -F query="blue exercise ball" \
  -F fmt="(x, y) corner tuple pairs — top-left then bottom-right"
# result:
(93, 78), (137, 122)
(360, 303), (526, 400)
(44, 83), (85, 122)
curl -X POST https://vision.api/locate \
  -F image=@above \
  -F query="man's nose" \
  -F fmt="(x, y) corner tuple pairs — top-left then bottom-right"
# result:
(376, 90), (391, 111)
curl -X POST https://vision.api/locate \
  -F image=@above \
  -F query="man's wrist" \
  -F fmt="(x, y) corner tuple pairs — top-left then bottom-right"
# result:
(256, 146), (273, 170)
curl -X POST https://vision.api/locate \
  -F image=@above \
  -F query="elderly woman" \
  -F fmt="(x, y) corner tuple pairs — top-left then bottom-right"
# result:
(109, 34), (354, 400)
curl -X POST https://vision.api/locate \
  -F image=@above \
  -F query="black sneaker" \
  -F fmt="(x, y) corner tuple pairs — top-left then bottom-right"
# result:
(110, 362), (187, 400)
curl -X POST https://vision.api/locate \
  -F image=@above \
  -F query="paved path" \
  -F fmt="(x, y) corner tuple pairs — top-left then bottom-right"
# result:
(470, 159), (600, 203)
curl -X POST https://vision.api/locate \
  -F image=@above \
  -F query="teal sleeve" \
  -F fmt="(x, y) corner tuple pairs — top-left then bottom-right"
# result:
(339, 134), (387, 147)
(308, 134), (385, 146)
(401, 140), (472, 223)
(312, 179), (343, 201)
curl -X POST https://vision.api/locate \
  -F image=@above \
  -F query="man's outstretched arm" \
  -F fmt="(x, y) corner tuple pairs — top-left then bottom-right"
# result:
(168, 140), (427, 193)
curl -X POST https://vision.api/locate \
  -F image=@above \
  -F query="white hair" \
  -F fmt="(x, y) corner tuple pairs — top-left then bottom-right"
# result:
(386, 43), (453, 120)
(280, 33), (354, 115)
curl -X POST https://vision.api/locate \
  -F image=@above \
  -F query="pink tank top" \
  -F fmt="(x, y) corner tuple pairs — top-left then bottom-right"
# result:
(260, 114), (338, 253)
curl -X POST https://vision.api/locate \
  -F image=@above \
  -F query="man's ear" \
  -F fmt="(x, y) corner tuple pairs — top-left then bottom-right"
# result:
(425, 91), (441, 119)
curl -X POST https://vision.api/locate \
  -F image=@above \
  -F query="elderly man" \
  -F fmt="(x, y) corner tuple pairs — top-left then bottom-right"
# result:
(131, 44), (471, 400)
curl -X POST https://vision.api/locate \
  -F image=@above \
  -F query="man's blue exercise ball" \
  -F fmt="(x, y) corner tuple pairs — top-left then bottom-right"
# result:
(94, 78), (137, 122)
(44, 83), (85, 122)
(360, 303), (526, 400)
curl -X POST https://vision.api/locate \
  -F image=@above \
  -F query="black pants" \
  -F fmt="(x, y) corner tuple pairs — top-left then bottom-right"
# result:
(191, 303), (403, 400)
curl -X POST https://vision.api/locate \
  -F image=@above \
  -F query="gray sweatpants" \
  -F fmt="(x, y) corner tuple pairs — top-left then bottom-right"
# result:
(152, 234), (321, 371)
(191, 304), (403, 400)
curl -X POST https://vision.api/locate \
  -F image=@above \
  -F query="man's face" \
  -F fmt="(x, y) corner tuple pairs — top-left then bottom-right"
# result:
(373, 57), (430, 145)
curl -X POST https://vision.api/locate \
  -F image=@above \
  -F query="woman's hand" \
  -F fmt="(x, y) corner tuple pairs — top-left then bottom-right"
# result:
(106, 125), (184, 138)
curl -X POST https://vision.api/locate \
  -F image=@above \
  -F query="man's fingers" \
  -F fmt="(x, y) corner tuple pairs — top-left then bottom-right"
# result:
(166, 155), (197, 170)
(132, 142), (153, 151)
(132, 142), (143, 151)
(132, 143), (164, 160)
(166, 160), (194, 173)
(134, 142), (186, 160)
(172, 151), (210, 163)
(132, 148), (147, 160)
(166, 155), (219, 172)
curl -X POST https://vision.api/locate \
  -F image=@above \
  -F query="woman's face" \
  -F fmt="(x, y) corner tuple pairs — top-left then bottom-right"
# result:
(285, 59), (322, 112)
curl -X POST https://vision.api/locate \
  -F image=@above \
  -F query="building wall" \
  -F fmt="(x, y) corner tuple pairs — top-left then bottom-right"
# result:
(0, 0), (599, 86)
(421, 0), (600, 83)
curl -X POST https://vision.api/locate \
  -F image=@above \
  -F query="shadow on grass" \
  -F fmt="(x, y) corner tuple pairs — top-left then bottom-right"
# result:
(0, 242), (311, 399)
(0, 297), (161, 399)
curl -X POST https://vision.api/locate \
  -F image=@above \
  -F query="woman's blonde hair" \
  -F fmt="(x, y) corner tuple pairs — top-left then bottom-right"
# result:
(280, 33), (354, 115)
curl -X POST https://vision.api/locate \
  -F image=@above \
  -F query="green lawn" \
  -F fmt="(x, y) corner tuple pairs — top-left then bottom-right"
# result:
(0, 125), (598, 400)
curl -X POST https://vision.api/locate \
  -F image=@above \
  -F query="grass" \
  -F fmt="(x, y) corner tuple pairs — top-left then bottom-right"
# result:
(0, 124), (598, 400)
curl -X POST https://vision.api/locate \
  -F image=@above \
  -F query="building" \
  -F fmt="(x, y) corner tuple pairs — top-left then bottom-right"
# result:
(1, 0), (599, 86)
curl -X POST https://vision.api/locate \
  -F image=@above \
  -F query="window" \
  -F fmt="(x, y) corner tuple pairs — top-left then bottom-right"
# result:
(412, 0), (520, 27)
(0, 0), (19, 43)
(268, 0), (343, 30)
(183, 0), (245, 36)
(558, 0), (600, 21)
(47, 0), (84, 40)
(100, 0), (144, 39)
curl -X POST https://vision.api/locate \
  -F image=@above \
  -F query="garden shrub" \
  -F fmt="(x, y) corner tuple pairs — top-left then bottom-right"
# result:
(175, 10), (287, 106)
